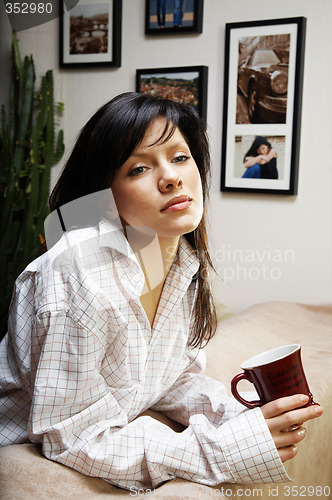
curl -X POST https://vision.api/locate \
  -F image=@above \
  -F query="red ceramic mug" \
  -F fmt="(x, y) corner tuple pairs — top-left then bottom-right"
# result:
(231, 344), (316, 409)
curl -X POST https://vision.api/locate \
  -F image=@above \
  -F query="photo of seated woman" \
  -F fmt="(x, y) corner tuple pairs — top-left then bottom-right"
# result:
(233, 135), (285, 180)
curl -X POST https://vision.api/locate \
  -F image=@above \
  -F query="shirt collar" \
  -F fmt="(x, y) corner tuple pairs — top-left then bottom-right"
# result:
(98, 218), (135, 259)
(99, 220), (199, 280)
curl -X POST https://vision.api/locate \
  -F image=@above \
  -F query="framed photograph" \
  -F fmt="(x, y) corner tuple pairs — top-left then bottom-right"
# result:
(136, 65), (208, 121)
(60, 0), (122, 68)
(145, 0), (203, 35)
(221, 17), (306, 194)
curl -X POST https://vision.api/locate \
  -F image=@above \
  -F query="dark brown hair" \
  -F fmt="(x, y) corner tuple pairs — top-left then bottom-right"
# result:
(244, 135), (272, 162)
(49, 92), (217, 348)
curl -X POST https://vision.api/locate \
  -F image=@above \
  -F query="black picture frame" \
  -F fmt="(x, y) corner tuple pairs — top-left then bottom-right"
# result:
(60, 0), (122, 68)
(136, 65), (208, 121)
(145, 0), (203, 35)
(221, 17), (306, 195)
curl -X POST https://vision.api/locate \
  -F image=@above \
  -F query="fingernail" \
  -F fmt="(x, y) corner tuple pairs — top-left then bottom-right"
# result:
(315, 406), (323, 415)
(300, 395), (309, 402)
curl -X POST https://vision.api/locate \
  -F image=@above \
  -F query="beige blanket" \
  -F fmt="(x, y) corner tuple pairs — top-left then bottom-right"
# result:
(1, 301), (331, 499)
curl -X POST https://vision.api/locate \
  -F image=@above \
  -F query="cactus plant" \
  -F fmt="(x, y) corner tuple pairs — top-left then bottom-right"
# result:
(0, 31), (64, 340)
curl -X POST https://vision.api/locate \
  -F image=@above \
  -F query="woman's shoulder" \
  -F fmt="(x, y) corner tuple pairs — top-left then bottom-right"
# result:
(14, 226), (100, 303)
(22, 226), (97, 272)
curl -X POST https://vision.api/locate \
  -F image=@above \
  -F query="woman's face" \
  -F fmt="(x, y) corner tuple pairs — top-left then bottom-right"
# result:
(111, 117), (203, 240)
(257, 144), (269, 155)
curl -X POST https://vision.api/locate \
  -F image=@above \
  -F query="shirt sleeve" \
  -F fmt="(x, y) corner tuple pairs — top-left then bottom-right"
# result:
(151, 346), (291, 485)
(151, 347), (245, 427)
(23, 311), (291, 491)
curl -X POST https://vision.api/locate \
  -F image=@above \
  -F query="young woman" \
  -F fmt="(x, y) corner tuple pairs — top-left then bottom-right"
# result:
(242, 136), (278, 179)
(0, 93), (322, 492)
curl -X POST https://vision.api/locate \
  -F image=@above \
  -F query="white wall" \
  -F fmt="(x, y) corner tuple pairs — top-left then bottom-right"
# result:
(1, 0), (331, 312)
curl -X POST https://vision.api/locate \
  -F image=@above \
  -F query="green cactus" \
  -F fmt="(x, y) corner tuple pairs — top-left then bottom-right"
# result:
(0, 31), (64, 340)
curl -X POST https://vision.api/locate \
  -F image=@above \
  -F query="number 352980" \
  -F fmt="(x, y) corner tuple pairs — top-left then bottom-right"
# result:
(5, 2), (53, 14)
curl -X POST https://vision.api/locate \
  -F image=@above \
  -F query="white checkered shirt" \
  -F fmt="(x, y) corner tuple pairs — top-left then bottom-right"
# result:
(0, 219), (290, 490)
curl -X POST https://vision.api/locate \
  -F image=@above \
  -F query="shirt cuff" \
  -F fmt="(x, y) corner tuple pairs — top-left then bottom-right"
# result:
(217, 407), (292, 484)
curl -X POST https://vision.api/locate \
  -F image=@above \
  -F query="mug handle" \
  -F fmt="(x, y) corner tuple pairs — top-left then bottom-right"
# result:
(231, 372), (262, 409)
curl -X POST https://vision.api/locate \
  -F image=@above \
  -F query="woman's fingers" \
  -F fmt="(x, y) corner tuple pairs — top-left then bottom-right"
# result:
(267, 405), (323, 434)
(278, 445), (298, 463)
(261, 394), (309, 419)
(261, 395), (323, 425)
(273, 425), (306, 450)
(267, 407), (322, 435)
(261, 394), (324, 463)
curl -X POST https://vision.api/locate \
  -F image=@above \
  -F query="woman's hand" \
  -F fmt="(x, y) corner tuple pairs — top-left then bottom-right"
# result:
(261, 394), (323, 463)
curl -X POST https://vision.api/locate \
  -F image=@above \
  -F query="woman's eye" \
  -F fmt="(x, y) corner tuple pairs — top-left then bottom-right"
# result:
(172, 155), (190, 163)
(129, 166), (147, 176)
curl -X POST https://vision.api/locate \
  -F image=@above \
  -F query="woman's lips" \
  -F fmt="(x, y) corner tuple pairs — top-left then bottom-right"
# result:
(161, 195), (192, 212)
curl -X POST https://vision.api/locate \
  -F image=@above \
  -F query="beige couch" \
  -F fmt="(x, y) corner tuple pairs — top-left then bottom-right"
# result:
(1, 301), (331, 499)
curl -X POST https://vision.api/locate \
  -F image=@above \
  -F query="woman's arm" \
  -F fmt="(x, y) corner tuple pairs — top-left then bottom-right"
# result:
(3, 262), (318, 491)
(151, 347), (246, 426)
(244, 149), (277, 168)
(258, 148), (277, 165)
(243, 155), (259, 168)
(152, 348), (292, 484)
(20, 311), (290, 490)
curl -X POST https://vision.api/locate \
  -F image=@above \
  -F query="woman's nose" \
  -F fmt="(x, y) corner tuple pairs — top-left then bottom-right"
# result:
(158, 164), (183, 192)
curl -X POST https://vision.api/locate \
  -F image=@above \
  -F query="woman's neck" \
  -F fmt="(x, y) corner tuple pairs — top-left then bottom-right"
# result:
(123, 225), (180, 291)
(123, 226), (180, 327)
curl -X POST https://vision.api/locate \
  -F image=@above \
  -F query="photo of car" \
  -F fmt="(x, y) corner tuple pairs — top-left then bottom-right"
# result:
(237, 47), (289, 124)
